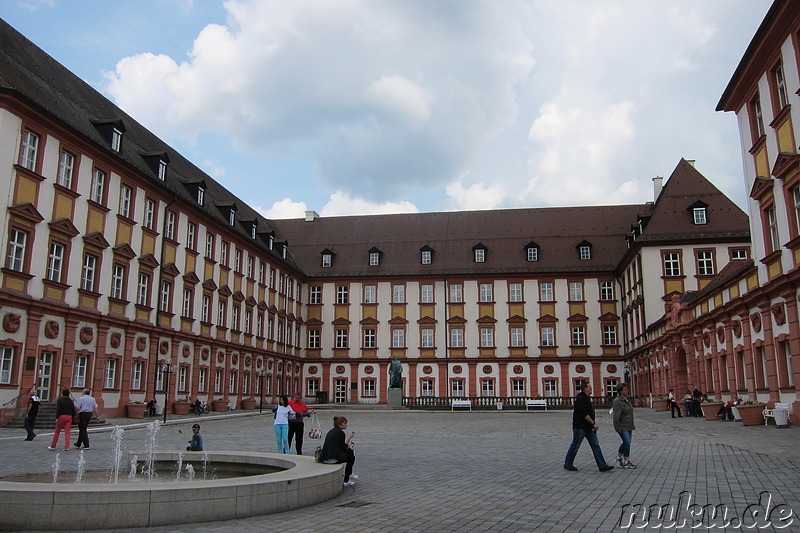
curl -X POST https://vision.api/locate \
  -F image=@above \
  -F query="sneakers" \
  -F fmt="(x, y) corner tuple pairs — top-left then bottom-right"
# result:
(599, 465), (615, 472)
(349, 474), (359, 480)
(47, 446), (55, 450)
(343, 481), (355, 487)
(563, 465), (578, 471)
(615, 457), (624, 468)
(83, 446), (90, 450)
(622, 461), (637, 469)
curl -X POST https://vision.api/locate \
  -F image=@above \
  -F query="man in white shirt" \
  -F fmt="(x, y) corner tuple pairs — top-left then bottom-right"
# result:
(74, 388), (99, 449)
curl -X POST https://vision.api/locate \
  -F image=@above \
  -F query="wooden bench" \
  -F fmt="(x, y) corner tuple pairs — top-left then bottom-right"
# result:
(763, 402), (791, 427)
(525, 399), (548, 411)
(451, 399), (472, 411)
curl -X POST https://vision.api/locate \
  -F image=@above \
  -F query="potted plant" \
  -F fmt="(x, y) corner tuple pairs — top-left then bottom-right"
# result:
(737, 401), (765, 426)
(212, 397), (229, 412)
(127, 401), (146, 419)
(241, 397), (256, 410)
(173, 399), (191, 415)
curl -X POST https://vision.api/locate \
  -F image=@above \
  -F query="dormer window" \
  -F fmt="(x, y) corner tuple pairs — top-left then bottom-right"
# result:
(693, 207), (707, 225)
(473, 243), (487, 263)
(420, 245), (434, 265)
(321, 250), (333, 268)
(111, 127), (123, 152)
(157, 160), (167, 181)
(525, 242), (539, 262)
(281, 244), (287, 259)
(577, 240), (592, 260)
(368, 247), (382, 266)
(250, 223), (257, 239)
(197, 187), (205, 206)
(268, 234), (274, 250)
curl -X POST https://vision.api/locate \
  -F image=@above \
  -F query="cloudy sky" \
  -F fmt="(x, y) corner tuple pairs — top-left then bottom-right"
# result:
(3, 0), (771, 219)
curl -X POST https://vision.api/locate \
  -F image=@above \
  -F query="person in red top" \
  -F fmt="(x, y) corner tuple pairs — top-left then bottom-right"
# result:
(287, 392), (315, 455)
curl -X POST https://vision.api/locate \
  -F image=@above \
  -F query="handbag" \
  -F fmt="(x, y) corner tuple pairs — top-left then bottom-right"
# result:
(308, 413), (322, 439)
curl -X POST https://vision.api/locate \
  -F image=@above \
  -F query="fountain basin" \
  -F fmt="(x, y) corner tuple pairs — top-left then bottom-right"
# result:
(0, 451), (344, 531)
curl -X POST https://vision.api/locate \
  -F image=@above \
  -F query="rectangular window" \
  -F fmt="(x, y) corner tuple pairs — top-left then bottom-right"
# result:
(363, 285), (376, 304)
(663, 252), (681, 277)
(393, 284), (405, 303)
(73, 355), (87, 388)
(247, 256), (253, 278)
(450, 328), (464, 348)
(91, 169), (105, 204)
(421, 284), (434, 303)
(421, 379), (434, 397)
(579, 246), (591, 260)
(693, 207), (707, 225)
(421, 328), (434, 348)
(600, 281), (614, 301)
(119, 185), (132, 218)
(603, 325), (617, 346)
(81, 254), (97, 291)
(214, 370), (222, 394)
(511, 327), (524, 347)
(321, 253), (332, 268)
(111, 264), (125, 299)
(197, 187), (205, 206)
(731, 248), (748, 260)
(143, 199), (155, 229)
(307, 379), (320, 397)
(228, 210), (236, 226)
(182, 289), (192, 317)
(392, 328), (405, 348)
(775, 62), (789, 109)
(451, 379), (465, 397)
(449, 283), (463, 303)
(481, 379), (494, 397)
(179, 366), (188, 392)
(307, 329), (321, 349)
(480, 327), (494, 348)
(569, 281), (583, 301)
(572, 325), (586, 346)
(229, 371), (237, 394)
(57, 150), (75, 189)
(363, 379), (376, 397)
(474, 248), (485, 263)
(187, 222), (196, 250)
(784, 340), (795, 388)
(541, 326), (555, 347)
(6, 228), (27, 272)
(205, 233), (214, 259)
(244, 310), (252, 334)
(221, 242), (228, 266)
(606, 379), (619, 397)
(363, 328), (376, 349)
(527, 247), (538, 262)
(231, 305), (239, 331)
(19, 129), (39, 170)
(310, 285), (322, 304)
(421, 250), (432, 264)
(544, 380), (558, 397)
(337, 285), (349, 304)
(131, 361), (142, 390)
(257, 313), (264, 337)
(512, 379), (525, 397)
(697, 250), (714, 276)
(137, 273), (150, 306)
(479, 283), (493, 303)
(258, 262), (265, 284)
(111, 127), (122, 152)
(217, 302), (226, 327)
(166, 211), (176, 240)
(201, 295), (211, 322)
(104, 359), (117, 389)
(234, 249), (241, 272)
(369, 252), (380, 266)
(509, 282), (522, 302)
(46, 242), (65, 283)
(336, 329), (348, 349)
(767, 206), (779, 253)
(196, 368), (207, 393)
(540, 281), (553, 302)
(752, 93), (765, 138)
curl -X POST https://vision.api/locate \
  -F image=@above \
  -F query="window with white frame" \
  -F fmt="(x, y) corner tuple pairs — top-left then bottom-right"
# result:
(512, 379), (525, 397)
(46, 242), (65, 283)
(393, 284), (405, 303)
(451, 379), (465, 397)
(214, 369), (222, 393)
(363, 328), (376, 348)
(137, 273), (150, 306)
(205, 233), (214, 258)
(221, 242), (228, 266)
(158, 160), (167, 181)
(336, 285), (349, 304)
(104, 359), (117, 389)
(91, 169), (105, 204)
(335, 329), (348, 349)
(603, 325), (617, 346)
(571, 325), (586, 346)
(775, 62), (789, 109)
(420, 284), (434, 303)
(179, 366), (188, 392)
(322, 253), (332, 268)
(228, 209), (235, 226)
(310, 285), (322, 304)
(731, 248), (748, 260)
(57, 150), (75, 188)
(784, 340), (795, 388)
(480, 327), (494, 348)
(663, 252), (681, 277)
(131, 361), (142, 390)
(159, 281), (171, 312)
(450, 328), (464, 348)
(187, 222), (196, 250)
(363, 379), (376, 397)
(257, 313), (264, 337)
(752, 93), (765, 137)
(600, 281), (614, 301)
(479, 283), (493, 302)
(245, 310), (252, 334)
(474, 248), (485, 263)
(231, 306), (239, 330)
(19, 129), (39, 170)
(217, 302), (225, 327)
(527, 246), (538, 262)
(111, 264), (125, 299)
(305, 378), (319, 397)
(541, 326), (555, 347)
(392, 328), (405, 348)
(579, 245), (591, 260)
(421, 379), (434, 397)
(119, 185), (132, 218)
(229, 371), (237, 394)
(197, 187), (205, 206)
(247, 256), (253, 278)
(308, 329), (320, 349)
(363, 285), (376, 304)
(693, 207), (707, 225)
(199, 368), (207, 392)
(143, 199), (155, 229)
(111, 127), (123, 152)
(258, 262), (265, 284)
(165, 211), (176, 240)
(509, 282), (522, 302)
(421, 250), (432, 264)
(606, 379), (619, 397)
(6, 228), (27, 272)
(540, 282), (553, 302)
(243, 372), (249, 395)
(73, 355), (87, 388)
(569, 281), (583, 301)
(511, 327), (524, 347)
(697, 250), (714, 276)
(449, 283), (463, 303)
(155, 365), (164, 391)
(182, 289), (192, 317)
(421, 328), (434, 348)
(481, 379), (495, 397)
(767, 206), (779, 252)
(234, 249), (241, 272)
(544, 379), (558, 397)
(201, 295), (210, 322)
(369, 251), (380, 266)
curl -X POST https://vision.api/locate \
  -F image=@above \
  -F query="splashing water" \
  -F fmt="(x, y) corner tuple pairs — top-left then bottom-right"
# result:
(75, 450), (86, 484)
(185, 463), (195, 481)
(109, 426), (125, 483)
(52, 453), (61, 484)
(144, 420), (161, 481)
(129, 454), (139, 481)
(201, 451), (209, 480)
(176, 453), (183, 481)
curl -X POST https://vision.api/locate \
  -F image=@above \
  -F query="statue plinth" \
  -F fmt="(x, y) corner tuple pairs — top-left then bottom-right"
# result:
(387, 388), (403, 408)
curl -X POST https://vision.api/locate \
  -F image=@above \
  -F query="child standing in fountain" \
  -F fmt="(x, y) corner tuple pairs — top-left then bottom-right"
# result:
(272, 395), (295, 454)
(186, 423), (203, 451)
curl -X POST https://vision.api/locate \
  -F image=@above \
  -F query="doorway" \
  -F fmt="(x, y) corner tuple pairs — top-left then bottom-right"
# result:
(38, 351), (54, 401)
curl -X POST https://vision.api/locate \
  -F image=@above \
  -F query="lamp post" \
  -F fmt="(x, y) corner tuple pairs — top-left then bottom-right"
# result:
(257, 369), (265, 414)
(162, 362), (172, 424)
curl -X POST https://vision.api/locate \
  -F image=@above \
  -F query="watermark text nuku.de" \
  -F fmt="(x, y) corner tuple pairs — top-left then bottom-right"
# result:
(618, 491), (794, 529)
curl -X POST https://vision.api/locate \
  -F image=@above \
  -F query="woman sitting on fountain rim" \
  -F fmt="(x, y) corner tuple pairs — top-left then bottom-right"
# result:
(187, 423), (203, 451)
(321, 415), (358, 486)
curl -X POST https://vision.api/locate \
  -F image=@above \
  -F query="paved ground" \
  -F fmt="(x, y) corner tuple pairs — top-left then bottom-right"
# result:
(1, 407), (799, 532)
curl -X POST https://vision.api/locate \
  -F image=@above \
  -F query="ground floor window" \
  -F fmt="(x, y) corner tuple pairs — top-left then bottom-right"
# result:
(421, 378), (434, 396)
(451, 379), (464, 397)
(511, 379), (525, 397)
(363, 379), (376, 397)
(73, 355), (88, 388)
(605, 378), (618, 397)
(0, 346), (13, 384)
(307, 378), (320, 397)
(543, 379), (558, 397)
(481, 379), (495, 397)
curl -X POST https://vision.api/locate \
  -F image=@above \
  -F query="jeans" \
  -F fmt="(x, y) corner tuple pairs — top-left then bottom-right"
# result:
(274, 423), (289, 453)
(564, 428), (608, 468)
(617, 430), (632, 458)
(50, 414), (72, 450)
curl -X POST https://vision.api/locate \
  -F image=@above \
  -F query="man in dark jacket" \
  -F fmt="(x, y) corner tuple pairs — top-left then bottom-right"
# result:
(563, 383), (614, 472)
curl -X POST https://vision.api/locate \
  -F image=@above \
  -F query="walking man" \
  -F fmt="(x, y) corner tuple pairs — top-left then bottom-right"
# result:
(74, 388), (99, 449)
(24, 389), (40, 441)
(564, 383), (614, 472)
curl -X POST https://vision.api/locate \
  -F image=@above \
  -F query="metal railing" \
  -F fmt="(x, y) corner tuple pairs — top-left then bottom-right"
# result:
(402, 395), (615, 410)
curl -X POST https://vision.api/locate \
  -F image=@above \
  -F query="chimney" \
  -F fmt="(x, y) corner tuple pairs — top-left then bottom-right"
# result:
(304, 210), (319, 222)
(686, 159), (696, 168)
(652, 176), (663, 201)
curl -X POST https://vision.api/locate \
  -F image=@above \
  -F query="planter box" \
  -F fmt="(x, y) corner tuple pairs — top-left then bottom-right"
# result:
(127, 403), (146, 419)
(737, 404), (765, 426)
(212, 399), (229, 412)
(654, 399), (670, 412)
(241, 399), (256, 410)
(173, 402), (191, 415)
(702, 402), (723, 421)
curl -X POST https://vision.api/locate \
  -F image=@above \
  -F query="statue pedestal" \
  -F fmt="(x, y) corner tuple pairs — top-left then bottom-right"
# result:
(387, 388), (403, 408)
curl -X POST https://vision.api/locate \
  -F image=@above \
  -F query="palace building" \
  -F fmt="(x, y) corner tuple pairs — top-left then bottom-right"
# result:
(0, 15), (755, 420)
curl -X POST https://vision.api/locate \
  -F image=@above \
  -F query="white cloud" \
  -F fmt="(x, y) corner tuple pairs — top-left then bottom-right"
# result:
(255, 198), (308, 220)
(366, 75), (432, 125)
(443, 177), (505, 211)
(320, 191), (419, 217)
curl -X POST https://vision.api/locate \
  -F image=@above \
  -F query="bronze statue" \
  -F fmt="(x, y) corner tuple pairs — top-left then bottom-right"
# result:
(388, 356), (403, 389)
